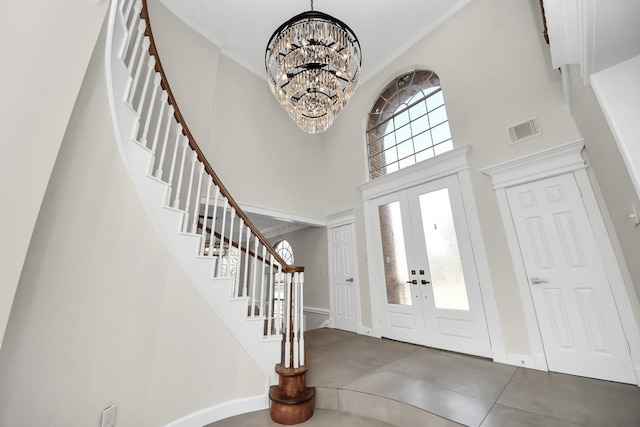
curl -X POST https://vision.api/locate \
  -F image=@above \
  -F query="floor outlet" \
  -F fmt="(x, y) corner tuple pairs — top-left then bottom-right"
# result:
(101, 404), (117, 427)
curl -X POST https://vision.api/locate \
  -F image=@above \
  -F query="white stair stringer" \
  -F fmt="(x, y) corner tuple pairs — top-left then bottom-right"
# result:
(105, 3), (281, 386)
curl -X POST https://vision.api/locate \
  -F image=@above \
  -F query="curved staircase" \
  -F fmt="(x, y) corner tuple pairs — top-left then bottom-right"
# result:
(104, 0), (314, 423)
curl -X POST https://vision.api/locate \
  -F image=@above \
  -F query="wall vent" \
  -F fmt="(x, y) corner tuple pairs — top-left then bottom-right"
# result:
(508, 118), (541, 144)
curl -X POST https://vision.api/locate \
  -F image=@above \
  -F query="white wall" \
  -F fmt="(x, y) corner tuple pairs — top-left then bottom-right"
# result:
(0, 0), (107, 352)
(569, 63), (640, 303)
(0, 22), (265, 427)
(591, 55), (640, 200)
(324, 0), (582, 354)
(147, 0), (221, 148)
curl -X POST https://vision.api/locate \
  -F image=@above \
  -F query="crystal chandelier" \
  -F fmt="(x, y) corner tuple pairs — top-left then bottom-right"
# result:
(265, 1), (362, 133)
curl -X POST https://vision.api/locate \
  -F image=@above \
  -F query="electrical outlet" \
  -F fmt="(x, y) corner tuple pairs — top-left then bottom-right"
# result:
(101, 404), (117, 427)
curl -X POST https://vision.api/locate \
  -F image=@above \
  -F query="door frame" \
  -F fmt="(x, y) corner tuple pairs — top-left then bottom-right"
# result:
(482, 139), (640, 383)
(359, 145), (506, 360)
(326, 209), (362, 333)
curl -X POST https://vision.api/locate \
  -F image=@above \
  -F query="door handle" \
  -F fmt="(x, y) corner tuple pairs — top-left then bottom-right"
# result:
(346, 278), (354, 282)
(530, 277), (548, 284)
(406, 279), (418, 285)
(421, 280), (430, 285)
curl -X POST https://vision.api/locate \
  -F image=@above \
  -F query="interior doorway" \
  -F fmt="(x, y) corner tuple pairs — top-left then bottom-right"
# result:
(328, 223), (359, 333)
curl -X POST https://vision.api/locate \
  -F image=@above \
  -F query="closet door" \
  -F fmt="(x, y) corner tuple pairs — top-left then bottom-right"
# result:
(506, 173), (635, 383)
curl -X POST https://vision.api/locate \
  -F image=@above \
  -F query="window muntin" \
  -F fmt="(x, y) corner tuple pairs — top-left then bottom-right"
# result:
(274, 239), (294, 264)
(367, 70), (453, 179)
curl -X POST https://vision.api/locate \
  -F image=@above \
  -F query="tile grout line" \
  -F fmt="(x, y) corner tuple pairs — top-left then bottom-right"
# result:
(475, 366), (520, 426)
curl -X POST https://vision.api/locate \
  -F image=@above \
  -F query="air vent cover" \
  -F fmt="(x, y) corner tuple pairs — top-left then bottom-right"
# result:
(508, 118), (541, 143)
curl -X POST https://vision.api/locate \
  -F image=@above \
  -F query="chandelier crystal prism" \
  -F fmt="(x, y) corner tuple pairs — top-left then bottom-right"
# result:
(265, 3), (362, 133)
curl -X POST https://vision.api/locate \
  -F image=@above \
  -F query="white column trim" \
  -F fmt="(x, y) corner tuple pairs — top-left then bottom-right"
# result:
(481, 139), (587, 190)
(325, 209), (357, 228)
(457, 169), (506, 363)
(359, 145), (471, 201)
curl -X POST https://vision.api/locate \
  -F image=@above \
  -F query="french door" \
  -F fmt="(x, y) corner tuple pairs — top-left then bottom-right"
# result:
(370, 175), (491, 357)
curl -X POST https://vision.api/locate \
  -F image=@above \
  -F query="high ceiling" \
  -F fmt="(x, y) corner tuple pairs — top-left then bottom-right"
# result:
(157, 0), (640, 235)
(159, 0), (472, 84)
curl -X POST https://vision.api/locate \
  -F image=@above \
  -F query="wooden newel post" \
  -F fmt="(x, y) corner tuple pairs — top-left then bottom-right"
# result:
(269, 266), (315, 425)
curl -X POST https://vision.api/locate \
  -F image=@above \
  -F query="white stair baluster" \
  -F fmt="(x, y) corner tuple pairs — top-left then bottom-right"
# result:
(242, 226), (250, 296)
(259, 245), (267, 320)
(250, 237), (259, 317)
(134, 55), (155, 117)
(208, 186), (220, 258)
(284, 272), (292, 368)
(121, 0), (136, 25)
(234, 220), (244, 296)
(216, 198), (228, 277)
(165, 123), (182, 206)
(157, 104), (175, 179)
(150, 91), (167, 153)
(126, 36), (149, 105)
(293, 272), (299, 368)
(182, 152), (197, 232)
(299, 271), (305, 366)
(173, 136), (189, 209)
(190, 162), (205, 234)
(275, 264), (283, 336)
(120, 0), (141, 61)
(126, 21), (145, 72)
(200, 176), (213, 255)
(225, 210), (236, 277)
(140, 73), (160, 147)
(266, 256), (274, 337)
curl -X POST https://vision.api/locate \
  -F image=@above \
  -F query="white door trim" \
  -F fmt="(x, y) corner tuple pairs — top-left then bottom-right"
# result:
(359, 145), (506, 360)
(325, 209), (362, 333)
(482, 139), (640, 382)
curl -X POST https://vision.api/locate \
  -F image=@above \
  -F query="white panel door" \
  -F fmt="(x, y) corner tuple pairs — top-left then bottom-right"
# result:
(329, 224), (358, 332)
(370, 175), (492, 357)
(506, 173), (635, 383)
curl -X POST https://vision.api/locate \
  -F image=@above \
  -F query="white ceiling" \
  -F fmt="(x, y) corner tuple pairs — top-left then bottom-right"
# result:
(159, 0), (471, 84)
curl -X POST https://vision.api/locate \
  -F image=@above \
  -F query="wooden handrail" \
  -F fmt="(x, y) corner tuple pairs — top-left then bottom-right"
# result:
(139, 0), (301, 274)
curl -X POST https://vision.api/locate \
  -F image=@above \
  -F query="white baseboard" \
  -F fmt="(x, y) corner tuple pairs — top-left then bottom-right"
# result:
(357, 325), (380, 338)
(319, 319), (331, 328)
(491, 348), (542, 370)
(164, 394), (268, 427)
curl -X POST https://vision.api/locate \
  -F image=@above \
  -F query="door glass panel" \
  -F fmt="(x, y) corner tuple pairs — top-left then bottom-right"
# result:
(378, 202), (411, 305)
(419, 189), (470, 310)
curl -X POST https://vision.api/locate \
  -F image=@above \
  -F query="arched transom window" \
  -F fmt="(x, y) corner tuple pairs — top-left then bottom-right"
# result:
(367, 70), (453, 179)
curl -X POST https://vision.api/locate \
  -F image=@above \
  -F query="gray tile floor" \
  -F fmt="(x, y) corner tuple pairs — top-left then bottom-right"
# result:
(209, 328), (640, 427)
